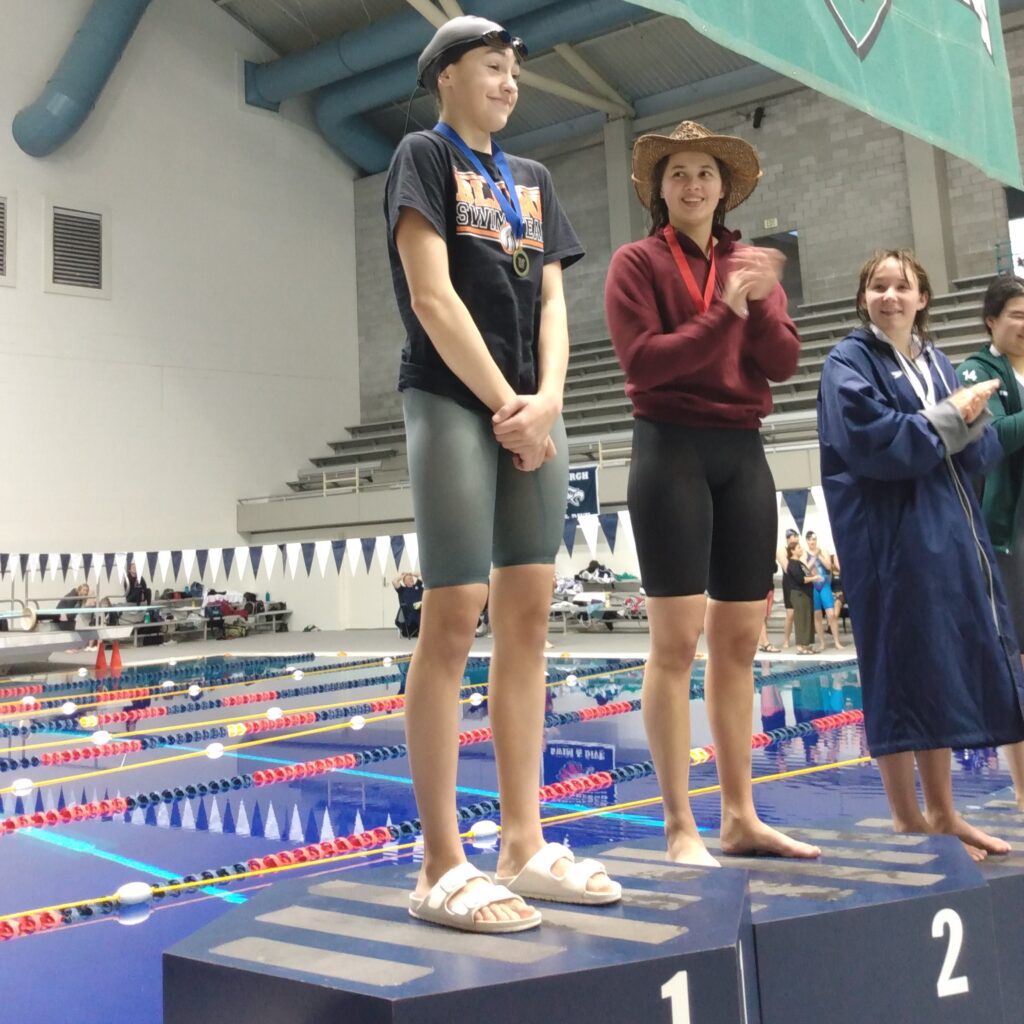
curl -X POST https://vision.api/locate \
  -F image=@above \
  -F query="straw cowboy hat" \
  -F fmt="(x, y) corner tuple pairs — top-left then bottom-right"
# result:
(631, 120), (762, 211)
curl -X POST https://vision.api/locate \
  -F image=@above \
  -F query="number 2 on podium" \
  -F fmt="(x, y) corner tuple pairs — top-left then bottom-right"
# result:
(662, 971), (692, 1023)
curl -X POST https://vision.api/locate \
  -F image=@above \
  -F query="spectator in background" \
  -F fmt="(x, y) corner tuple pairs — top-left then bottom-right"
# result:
(57, 583), (91, 632)
(777, 528), (798, 648)
(956, 273), (1024, 811)
(392, 572), (425, 639)
(805, 531), (845, 651)
(785, 538), (818, 654)
(124, 562), (152, 606)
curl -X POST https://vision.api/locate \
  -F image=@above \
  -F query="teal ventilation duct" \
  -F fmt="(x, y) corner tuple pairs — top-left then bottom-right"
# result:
(13, 0), (154, 158)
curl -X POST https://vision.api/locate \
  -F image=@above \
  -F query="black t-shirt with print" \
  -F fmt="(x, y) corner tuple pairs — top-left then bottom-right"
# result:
(384, 129), (584, 412)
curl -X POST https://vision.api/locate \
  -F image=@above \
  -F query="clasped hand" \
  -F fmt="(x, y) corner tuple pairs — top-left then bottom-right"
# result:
(492, 394), (559, 472)
(723, 247), (786, 319)
(948, 378), (999, 424)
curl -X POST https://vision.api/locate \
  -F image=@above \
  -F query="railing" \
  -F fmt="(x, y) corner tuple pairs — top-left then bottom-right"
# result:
(238, 417), (821, 507)
(995, 239), (1018, 276)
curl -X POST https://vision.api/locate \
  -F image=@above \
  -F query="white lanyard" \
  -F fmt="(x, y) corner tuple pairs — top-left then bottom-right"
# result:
(872, 324), (942, 409)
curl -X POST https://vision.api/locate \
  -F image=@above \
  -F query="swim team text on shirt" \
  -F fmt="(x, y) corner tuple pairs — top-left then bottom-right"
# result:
(385, 130), (583, 412)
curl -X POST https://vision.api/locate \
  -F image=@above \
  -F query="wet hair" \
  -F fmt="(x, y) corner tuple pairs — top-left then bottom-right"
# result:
(856, 249), (932, 340)
(982, 274), (1024, 335)
(647, 153), (731, 237)
(805, 531), (816, 541)
(786, 539), (801, 559)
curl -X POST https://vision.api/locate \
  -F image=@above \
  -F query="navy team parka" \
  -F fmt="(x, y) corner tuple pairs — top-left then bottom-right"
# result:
(817, 327), (1024, 756)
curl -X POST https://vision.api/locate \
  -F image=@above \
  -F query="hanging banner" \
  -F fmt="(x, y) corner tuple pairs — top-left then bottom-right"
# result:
(630, 0), (1021, 187)
(565, 465), (599, 519)
(331, 539), (346, 573)
(207, 547), (222, 582)
(195, 549), (209, 580)
(314, 540), (331, 578)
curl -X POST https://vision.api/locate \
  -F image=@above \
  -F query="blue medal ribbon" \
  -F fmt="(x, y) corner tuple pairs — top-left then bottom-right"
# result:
(433, 121), (525, 244)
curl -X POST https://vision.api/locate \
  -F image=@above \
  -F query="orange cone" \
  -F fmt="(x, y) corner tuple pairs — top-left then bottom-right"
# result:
(110, 640), (122, 679)
(94, 641), (108, 678)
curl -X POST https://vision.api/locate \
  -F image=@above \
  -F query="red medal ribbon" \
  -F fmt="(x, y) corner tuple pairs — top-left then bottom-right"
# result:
(663, 226), (716, 314)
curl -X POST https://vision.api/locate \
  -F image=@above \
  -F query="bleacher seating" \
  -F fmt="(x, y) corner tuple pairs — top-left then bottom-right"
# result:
(286, 273), (994, 493)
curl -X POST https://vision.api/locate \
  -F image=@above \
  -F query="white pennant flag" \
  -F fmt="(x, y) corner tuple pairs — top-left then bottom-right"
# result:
(48, 552), (61, 581)
(24, 553), (38, 580)
(114, 551), (128, 583)
(375, 535), (390, 575)
(618, 510), (636, 551)
(262, 544), (278, 580)
(181, 549), (196, 582)
(286, 542), (301, 579)
(315, 540), (331, 578)
(346, 537), (361, 577)
(132, 551), (147, 581)
(233, 546), (248, 582)
(578, 514), (600, 555)
(207, 547), (222, 582)
(403, 532), (419, 572)
(91, 553), (104, 581)
(69, 552), (83, 579)
(157, 550), (172, 583)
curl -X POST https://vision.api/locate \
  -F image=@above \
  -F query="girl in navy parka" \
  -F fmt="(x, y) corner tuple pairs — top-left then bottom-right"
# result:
(818, 250), (1024, 860)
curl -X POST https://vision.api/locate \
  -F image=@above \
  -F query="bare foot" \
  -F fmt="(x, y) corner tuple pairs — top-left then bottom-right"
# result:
(963, 843), (987, 863)
(666, 828), (720, 867)
(414, 868), (535, 925)
(720, 818), (821, 859)
(925, 811), (1011, 856)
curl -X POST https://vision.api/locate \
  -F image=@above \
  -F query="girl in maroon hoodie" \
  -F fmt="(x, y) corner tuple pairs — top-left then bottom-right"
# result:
(605, 120), (817, 865)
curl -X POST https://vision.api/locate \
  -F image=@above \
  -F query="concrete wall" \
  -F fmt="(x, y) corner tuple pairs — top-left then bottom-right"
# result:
(0, 0), (359, 553)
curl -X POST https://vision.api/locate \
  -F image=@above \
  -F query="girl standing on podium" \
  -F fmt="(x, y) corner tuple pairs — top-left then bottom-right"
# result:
(818, 250), (1024, 859)
(385, 16), (620, 933)
(605, 121), (820, 865)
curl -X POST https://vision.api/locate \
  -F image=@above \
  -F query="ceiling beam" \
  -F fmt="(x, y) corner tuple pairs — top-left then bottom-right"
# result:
(437, 0), (464, 17)
(553, 42), (632, 112)
(518, 68), (629, 116)
(403, 0), (446, 29)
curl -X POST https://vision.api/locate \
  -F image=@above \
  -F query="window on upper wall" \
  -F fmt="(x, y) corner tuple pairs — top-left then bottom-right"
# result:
(1003, 187), (1024, 278)
(44, 200), (110, 299)
(0, 193), (13, 288)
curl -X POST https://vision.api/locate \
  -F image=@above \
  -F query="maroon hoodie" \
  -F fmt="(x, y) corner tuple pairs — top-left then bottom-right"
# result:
(604, 227), (800, 429)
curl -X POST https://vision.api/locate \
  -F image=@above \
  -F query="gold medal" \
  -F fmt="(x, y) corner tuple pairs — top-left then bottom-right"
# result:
(512, 247), (530, 278)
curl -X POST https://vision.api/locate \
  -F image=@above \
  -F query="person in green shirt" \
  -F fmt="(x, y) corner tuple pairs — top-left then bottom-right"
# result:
(957, 273), (1024, 810)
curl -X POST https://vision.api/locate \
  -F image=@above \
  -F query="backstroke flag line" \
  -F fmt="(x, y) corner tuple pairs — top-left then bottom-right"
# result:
(630, 0), (1022, 187)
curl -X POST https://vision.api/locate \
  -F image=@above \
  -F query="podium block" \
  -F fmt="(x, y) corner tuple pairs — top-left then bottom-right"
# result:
(960, 790), (1024, 1024)
(718, 823), (1005, 1024)
(164, 839), (757, 1024)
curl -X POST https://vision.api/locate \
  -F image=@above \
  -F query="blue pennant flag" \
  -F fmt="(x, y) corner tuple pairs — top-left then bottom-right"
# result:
(196, 549), (209, 579)
(301, 542), (316, 576)
(361, 537), (376, 572)
(222, 547), (235, 579)
(249, 546), (263, 577)
(599, 513), (619, 552)
(390, 535), (406, 570)
(332, 539), (346, 572)
(782, 489), (810, 534)
(563, 519), (577, 556)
